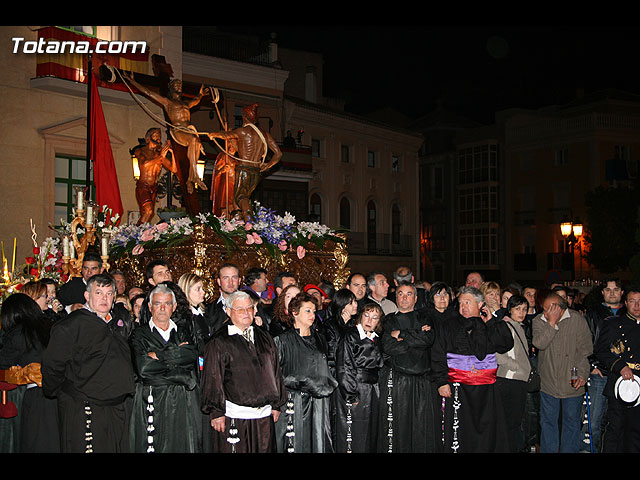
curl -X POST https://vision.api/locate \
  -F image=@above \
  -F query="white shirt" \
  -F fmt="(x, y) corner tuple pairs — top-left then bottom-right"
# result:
(357, 323), (378, 341)
(149, 317), (178, 342)
(228, 324), (254, 343)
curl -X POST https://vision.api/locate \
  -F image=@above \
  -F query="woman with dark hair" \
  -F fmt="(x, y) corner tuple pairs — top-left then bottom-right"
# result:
(423, 281), (454, 328)
(334, 302), (385, 452)
(496, 295), (531, 452)
(0, 293), (59, 452)
(322, 288), (359, 376)
(274, 292), (337, 453)
(495, 294), (532, 452)
(20, 281), (49, 313)
(270, 283), (300, 336)
(38, 278), (66, 320)
(320, 288), (358, 446)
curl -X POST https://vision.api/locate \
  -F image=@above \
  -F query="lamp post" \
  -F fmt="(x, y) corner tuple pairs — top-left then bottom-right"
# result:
(560, 217), (584, 282)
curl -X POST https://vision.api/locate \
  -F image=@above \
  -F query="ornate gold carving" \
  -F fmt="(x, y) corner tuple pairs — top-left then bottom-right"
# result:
(113, 226), (350, 299)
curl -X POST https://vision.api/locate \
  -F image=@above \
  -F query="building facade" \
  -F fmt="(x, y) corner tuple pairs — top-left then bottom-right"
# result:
(1, 25), (422, 283)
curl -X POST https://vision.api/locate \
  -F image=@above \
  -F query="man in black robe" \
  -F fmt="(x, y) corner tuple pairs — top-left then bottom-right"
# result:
(42, 273), (135, 453)
(129, 284), (202, 453)
(431, 286), (514, 453)
(377, 282), (437, 453)
(201, 290), (286, 453)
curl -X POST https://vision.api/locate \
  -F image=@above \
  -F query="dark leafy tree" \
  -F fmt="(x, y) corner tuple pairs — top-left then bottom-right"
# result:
(584, 184), (640, 274)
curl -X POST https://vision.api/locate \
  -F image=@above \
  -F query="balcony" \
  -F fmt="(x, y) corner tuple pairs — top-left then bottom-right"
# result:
(31, 26), (151, 105)
(183, 27), (275, 67)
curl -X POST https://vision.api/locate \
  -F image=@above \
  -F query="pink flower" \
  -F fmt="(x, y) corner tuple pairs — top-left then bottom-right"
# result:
(278, 240), (288, 251)
(225, 220), (234, 231)
(155, 222), (169, 233)
(296, 245), (306, 259)
(140, 228), (154, 242)
(244, 222), (253, 230)
(252, 232), (263, 244)
(246, 234), (255, 245)
(132, 244), (145, 255)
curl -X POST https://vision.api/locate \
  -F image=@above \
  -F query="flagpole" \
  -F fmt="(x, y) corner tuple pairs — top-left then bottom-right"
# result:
(86, 52), (93, 199)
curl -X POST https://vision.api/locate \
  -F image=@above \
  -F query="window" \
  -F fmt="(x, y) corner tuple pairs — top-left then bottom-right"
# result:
(367, 150), (377, 168)
(615, 144), (629, 161)
(458, 186), (499, 225)
(459, 227), (498, 267)
(234, 106), (244, 128)
(458, 143), (498, 184)
(391, 155), (400, 173)
(392, 204), (401, 244)
(310, 193), (322, 222)
(429, 165), (443, 200)
(341, 145), (350, 163)
(57, 26), (96, 37)
(54, 155), (93, 225)
(339, 197), (351, 230)
(615, 144), (636, 179)
(312, 139), (321, 158)
(367, 201), (377, 253)
(554, 148), (568, 166)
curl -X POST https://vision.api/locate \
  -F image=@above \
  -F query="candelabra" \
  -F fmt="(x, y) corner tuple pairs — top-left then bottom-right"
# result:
(61, 186), (111, 277)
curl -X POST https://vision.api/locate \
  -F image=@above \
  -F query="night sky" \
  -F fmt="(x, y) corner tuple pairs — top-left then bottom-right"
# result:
(217, 25), (640, 125)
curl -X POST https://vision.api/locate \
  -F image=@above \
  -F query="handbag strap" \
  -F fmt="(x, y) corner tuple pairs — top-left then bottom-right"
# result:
(506, 321), (530, 358)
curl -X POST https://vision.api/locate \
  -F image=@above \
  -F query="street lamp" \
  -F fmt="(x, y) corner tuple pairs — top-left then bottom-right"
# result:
(560, 217), (584, 281)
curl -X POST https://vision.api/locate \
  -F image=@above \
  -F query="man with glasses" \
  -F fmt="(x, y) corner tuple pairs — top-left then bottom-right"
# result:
(582, 278), (626, 452)
(201, 291), (286, 452)
(129, 284), (202, 452)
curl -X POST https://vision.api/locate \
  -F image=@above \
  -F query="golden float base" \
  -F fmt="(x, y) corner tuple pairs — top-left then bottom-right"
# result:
(113, 224), (350, 298)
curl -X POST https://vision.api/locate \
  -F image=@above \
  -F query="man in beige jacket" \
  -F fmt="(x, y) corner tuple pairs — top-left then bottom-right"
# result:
(533, 291), (592, 453)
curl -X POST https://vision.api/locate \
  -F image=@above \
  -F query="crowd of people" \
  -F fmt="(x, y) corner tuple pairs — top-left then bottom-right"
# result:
(1, 253), (639, 454)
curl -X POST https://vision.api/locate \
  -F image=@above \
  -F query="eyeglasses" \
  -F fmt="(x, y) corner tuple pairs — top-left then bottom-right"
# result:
(230, 306), (254, 314)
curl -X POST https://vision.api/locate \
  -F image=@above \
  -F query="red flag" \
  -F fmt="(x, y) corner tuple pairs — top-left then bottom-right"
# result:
(90, 74), (123, 223)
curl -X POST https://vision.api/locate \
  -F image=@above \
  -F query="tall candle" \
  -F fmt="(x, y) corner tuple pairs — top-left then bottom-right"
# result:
(77, 189), (84, 210)
(12, 237), (16, 273)
(101, 236), (109, 257)
(70, 243), (75, 259)
(86, 204), (94, 225)
(63, 236), (70, 257)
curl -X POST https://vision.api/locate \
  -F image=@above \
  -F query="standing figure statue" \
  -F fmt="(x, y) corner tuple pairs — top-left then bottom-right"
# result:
(132, 128), (178, 225)
(208, 104), (282, 222)
(124, 73), (208, 194)
(210, 139), (238, 218)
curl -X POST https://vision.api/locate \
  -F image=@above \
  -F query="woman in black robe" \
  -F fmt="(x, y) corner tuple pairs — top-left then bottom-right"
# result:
(0, 293), (59, 453)
(269, 284), (301, 336)
(431, 286), (514, 453)
(274, 292), (337, 453)
(420, 281), (455, 326)
(334, 302), (384, 453)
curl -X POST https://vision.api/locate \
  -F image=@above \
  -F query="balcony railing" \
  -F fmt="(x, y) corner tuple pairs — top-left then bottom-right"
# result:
(183, 28), (273, 67)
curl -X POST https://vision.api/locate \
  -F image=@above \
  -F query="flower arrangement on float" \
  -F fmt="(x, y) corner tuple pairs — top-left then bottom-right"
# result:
(1, 223), (67, 302)
(107, 201), (344, 260)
